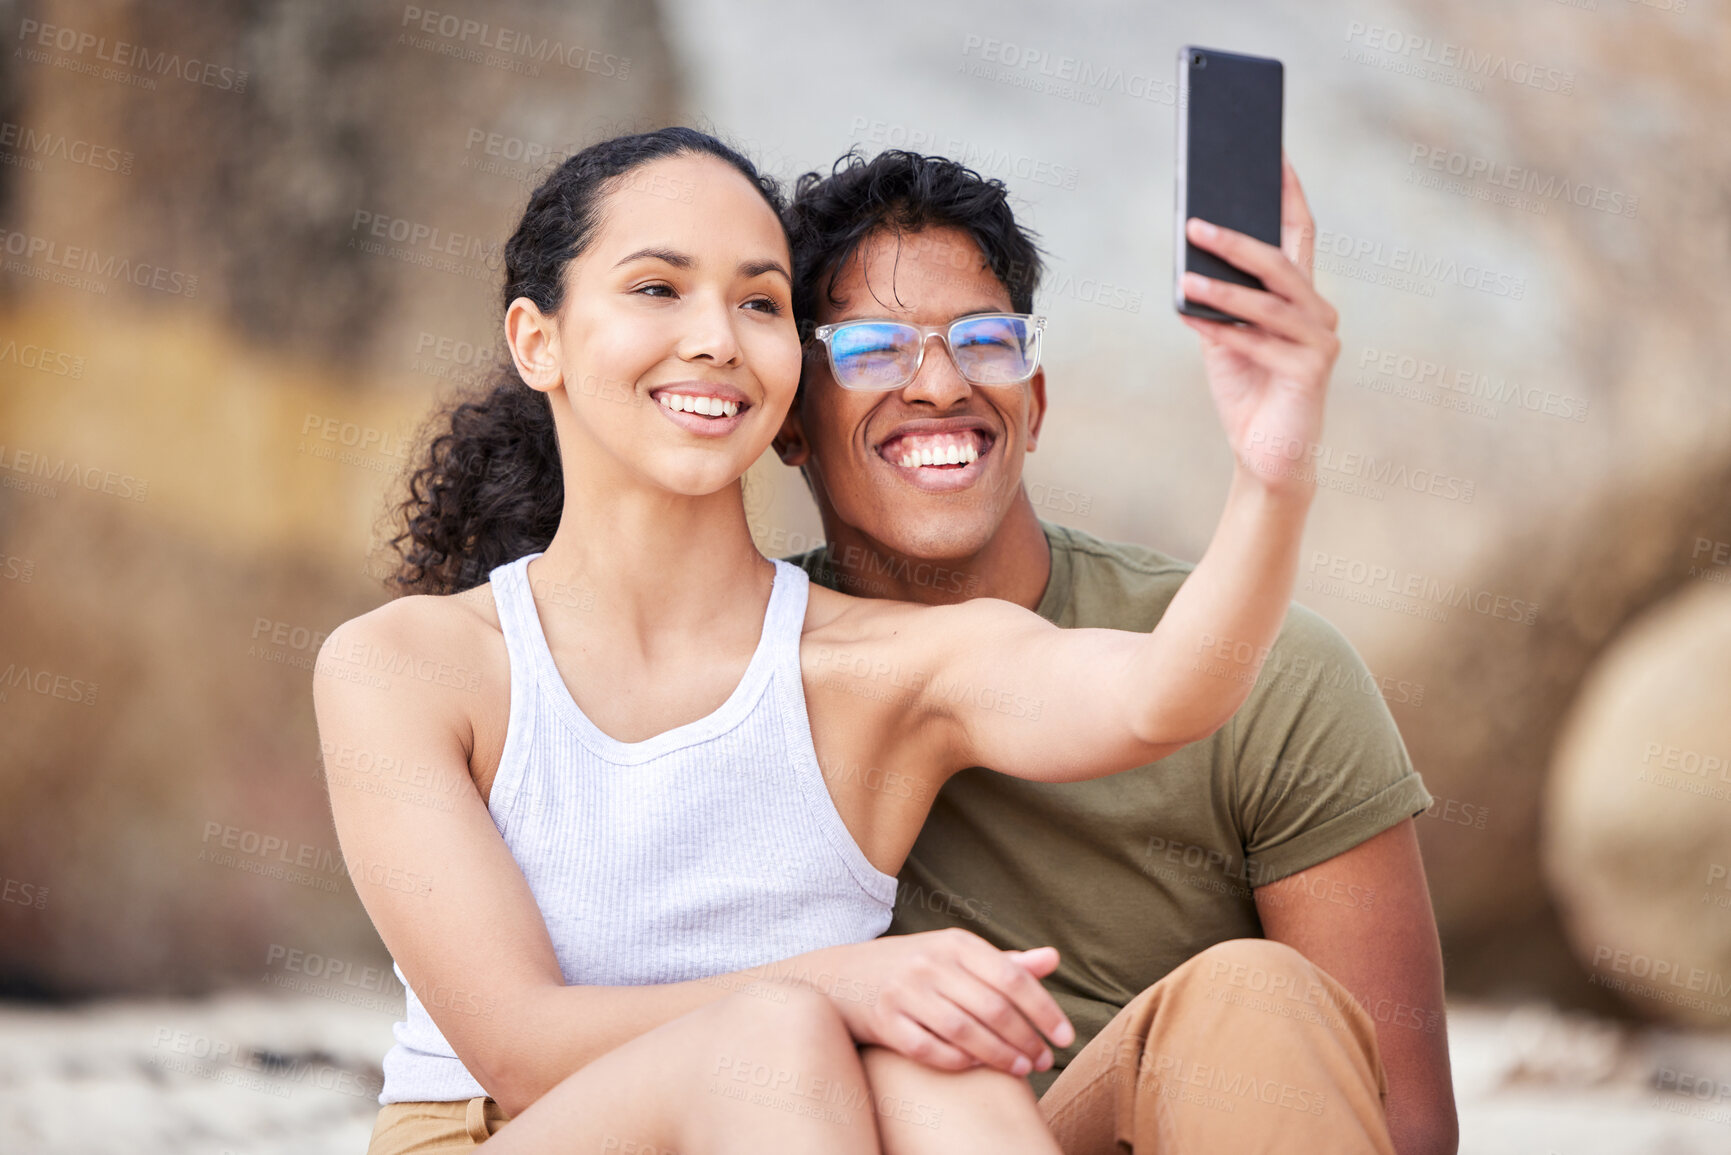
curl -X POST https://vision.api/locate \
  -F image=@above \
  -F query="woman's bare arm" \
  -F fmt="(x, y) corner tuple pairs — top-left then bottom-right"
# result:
(848, 469), (1310, 785)
(315, 596), (1069, 1115)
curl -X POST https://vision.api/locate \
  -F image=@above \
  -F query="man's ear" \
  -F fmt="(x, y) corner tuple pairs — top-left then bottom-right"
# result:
(506, 296), (561, 393)
(772, 389), (811, 467)
(1024, 368), (1048, 452)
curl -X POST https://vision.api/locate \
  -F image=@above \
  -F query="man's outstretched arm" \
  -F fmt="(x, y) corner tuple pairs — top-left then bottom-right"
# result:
(1254, 819), (1460, 1155)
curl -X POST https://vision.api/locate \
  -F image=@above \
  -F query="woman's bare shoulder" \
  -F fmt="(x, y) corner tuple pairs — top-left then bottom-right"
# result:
(797, 584), (1049, 708)
(801, 581), (1043, 646)
(315, 584), (510, 708)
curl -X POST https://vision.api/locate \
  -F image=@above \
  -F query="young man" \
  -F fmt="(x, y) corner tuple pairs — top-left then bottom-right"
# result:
(774, 150), (1459, 1154)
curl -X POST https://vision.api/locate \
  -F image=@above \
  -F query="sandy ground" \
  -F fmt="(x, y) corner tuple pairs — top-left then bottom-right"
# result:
(1, 993), (1728, 1153)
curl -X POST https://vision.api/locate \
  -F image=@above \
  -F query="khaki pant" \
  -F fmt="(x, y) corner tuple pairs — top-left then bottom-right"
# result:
(1039, 938), (1395, 1154)
(366, 1095), (509, 1153)
(367, 938), (1392, 1154)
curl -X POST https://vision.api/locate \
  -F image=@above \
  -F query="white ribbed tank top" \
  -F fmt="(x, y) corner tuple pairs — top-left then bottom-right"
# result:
(378, 551), (899, 1104)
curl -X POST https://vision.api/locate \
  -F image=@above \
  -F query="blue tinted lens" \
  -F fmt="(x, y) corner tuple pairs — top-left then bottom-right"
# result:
(950, 316), (1037, 383)
(829, 322), (919, 389)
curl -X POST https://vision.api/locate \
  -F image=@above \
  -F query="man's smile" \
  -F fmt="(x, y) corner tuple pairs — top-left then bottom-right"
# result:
(873, 417), (999, 492)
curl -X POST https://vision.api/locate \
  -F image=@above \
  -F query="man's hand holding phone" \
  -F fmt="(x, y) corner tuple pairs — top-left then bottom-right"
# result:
(1181, 156), (1340, 502)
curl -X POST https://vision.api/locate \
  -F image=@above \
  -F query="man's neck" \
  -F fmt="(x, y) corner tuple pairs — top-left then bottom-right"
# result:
(815, 495), (1053, 610)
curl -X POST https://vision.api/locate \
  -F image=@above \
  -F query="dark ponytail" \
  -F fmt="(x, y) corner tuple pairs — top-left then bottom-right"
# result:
(386, 127), (787, 595)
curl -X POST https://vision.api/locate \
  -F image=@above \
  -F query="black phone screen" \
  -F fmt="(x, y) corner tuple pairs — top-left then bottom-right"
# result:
(1174, 46), (1284, 323)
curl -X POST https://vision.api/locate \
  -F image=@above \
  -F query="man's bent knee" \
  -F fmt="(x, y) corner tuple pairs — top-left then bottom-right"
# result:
(1167, 938), (1336, 1001)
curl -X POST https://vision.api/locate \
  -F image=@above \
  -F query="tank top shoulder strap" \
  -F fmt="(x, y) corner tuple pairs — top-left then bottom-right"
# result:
(486, 550), (545, 681)
(762, 558), (811, 668)
(481, 551), (546, 830)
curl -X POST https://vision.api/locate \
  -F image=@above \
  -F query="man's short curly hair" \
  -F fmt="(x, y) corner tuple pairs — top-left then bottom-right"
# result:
(783, 148), (1045, 338)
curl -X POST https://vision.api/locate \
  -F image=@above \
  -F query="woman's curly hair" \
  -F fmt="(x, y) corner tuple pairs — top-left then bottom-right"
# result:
(385, 127), (787, 595)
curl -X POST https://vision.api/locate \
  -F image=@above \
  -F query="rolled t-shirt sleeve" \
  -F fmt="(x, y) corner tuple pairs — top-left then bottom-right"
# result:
(1229, 604), (1434, 886)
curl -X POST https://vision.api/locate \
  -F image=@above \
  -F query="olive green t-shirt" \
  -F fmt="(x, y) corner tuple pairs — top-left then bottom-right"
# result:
(788, 521), (1432, 1094)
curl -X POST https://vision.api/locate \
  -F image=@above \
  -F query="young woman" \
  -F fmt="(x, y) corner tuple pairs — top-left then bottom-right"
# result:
(314, 127), (1327, 1154)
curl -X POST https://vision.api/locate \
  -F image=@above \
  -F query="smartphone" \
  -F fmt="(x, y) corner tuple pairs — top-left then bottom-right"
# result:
(1173, 46), (1284, 324)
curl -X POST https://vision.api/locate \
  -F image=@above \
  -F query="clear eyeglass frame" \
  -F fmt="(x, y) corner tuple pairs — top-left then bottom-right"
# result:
(806, 312), (1048, 391)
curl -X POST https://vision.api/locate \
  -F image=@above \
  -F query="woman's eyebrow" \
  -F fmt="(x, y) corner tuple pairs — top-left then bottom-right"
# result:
(614, 246), (692, 269)
(739, 258), (791, 283)
(613, 249), (788, 284)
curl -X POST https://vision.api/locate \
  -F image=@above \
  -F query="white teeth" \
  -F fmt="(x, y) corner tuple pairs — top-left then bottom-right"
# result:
(657, 393), (741, 418)
(892, 436), (984, 468)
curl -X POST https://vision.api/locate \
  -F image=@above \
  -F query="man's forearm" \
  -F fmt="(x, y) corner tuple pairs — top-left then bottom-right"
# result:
(1386, 1085), (1461, 1155)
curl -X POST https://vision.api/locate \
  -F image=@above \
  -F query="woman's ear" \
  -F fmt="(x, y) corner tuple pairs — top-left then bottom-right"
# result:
(505, 297), (562, 392)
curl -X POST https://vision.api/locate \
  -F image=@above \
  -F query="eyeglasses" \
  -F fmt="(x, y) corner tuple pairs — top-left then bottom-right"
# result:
(808, 312), (1047, 391)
